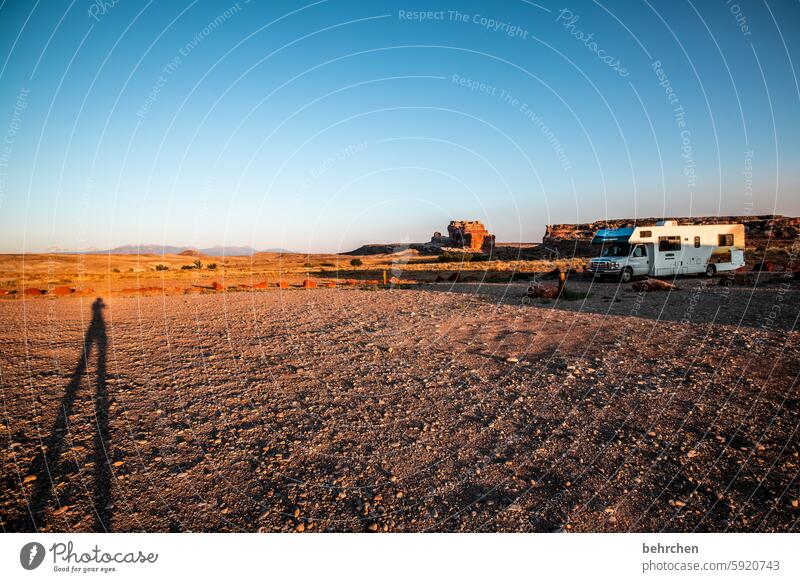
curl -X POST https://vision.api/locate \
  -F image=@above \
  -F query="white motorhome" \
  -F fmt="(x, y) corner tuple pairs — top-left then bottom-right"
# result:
(587, 220), (745, 282)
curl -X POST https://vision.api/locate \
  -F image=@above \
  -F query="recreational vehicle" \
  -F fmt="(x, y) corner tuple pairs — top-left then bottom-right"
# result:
(587, 220), (745, 282)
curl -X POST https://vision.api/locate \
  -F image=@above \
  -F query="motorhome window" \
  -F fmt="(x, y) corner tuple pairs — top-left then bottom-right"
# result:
(631, 245), (646, 258)
(718, 233), (734, 246)
(600, 243), (630, 257)
(639, 230), (651, 238)
(658, 236), (681, 252)
(694, 236), (701, 248)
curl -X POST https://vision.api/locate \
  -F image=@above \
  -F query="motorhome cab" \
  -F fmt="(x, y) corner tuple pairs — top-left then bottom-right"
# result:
(588, 220), (745, 282)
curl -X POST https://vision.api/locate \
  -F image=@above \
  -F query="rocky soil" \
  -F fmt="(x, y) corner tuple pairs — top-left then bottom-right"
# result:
(1, 281), (798, 532)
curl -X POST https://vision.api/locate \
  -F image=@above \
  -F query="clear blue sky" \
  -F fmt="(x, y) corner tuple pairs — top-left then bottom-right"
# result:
(0, 0), (798, 253)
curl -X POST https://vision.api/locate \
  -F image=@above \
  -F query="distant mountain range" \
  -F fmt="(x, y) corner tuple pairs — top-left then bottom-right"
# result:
(64, 245), (293, 256)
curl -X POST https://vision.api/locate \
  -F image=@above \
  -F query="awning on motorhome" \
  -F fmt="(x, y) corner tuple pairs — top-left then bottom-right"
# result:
(591, 227), (634, 244)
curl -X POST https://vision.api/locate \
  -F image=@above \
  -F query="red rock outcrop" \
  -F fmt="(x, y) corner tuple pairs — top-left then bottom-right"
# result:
(543, 215), (799, 258)
(544, 215), (799, 243)
(427, 220), (496, 253)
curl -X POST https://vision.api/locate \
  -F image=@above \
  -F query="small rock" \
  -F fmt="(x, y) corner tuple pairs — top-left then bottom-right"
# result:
(295, 523), (305, 532)
(632, 278), (680, 292)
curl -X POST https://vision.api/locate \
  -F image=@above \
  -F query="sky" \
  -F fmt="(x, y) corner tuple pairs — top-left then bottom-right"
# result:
(0, 0), (798, 253)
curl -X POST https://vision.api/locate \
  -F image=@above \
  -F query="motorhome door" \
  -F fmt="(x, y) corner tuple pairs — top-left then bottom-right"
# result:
(657, 235), (682, 276)
(629, 244), (650, 276)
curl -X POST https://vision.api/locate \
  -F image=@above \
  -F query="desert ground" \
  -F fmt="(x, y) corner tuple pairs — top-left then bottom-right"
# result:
(1, 253), (798, 532)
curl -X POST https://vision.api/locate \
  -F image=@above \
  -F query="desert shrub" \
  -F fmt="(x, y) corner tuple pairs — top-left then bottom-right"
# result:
(154, 264), (169, 271)
(350, 258), (363, 267)
(206, 263), (217, 270)
(192, 258), (203, 269)
(438, 251), (487, 263)
(303, 262), (314, 268)
(181, 264), (194, 270)
(320, 262), (335, 267)
(111, 267), (120, 273)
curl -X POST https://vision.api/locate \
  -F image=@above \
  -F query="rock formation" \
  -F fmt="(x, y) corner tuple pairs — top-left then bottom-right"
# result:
(544, 215), (799, 243)
(429, 220), (495, 253)
(543, 215), (800, 258)
(345, 220), (496, 255)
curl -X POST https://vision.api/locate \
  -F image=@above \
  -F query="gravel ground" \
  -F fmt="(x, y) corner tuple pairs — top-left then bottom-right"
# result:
(1, 280), (798, 532)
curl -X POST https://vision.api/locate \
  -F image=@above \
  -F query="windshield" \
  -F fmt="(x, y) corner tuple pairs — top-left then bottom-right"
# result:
(600, 243), (630, 257)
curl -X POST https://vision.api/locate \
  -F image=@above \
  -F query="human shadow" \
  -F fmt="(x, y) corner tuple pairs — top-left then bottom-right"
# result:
(12, 297), (112, 532)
